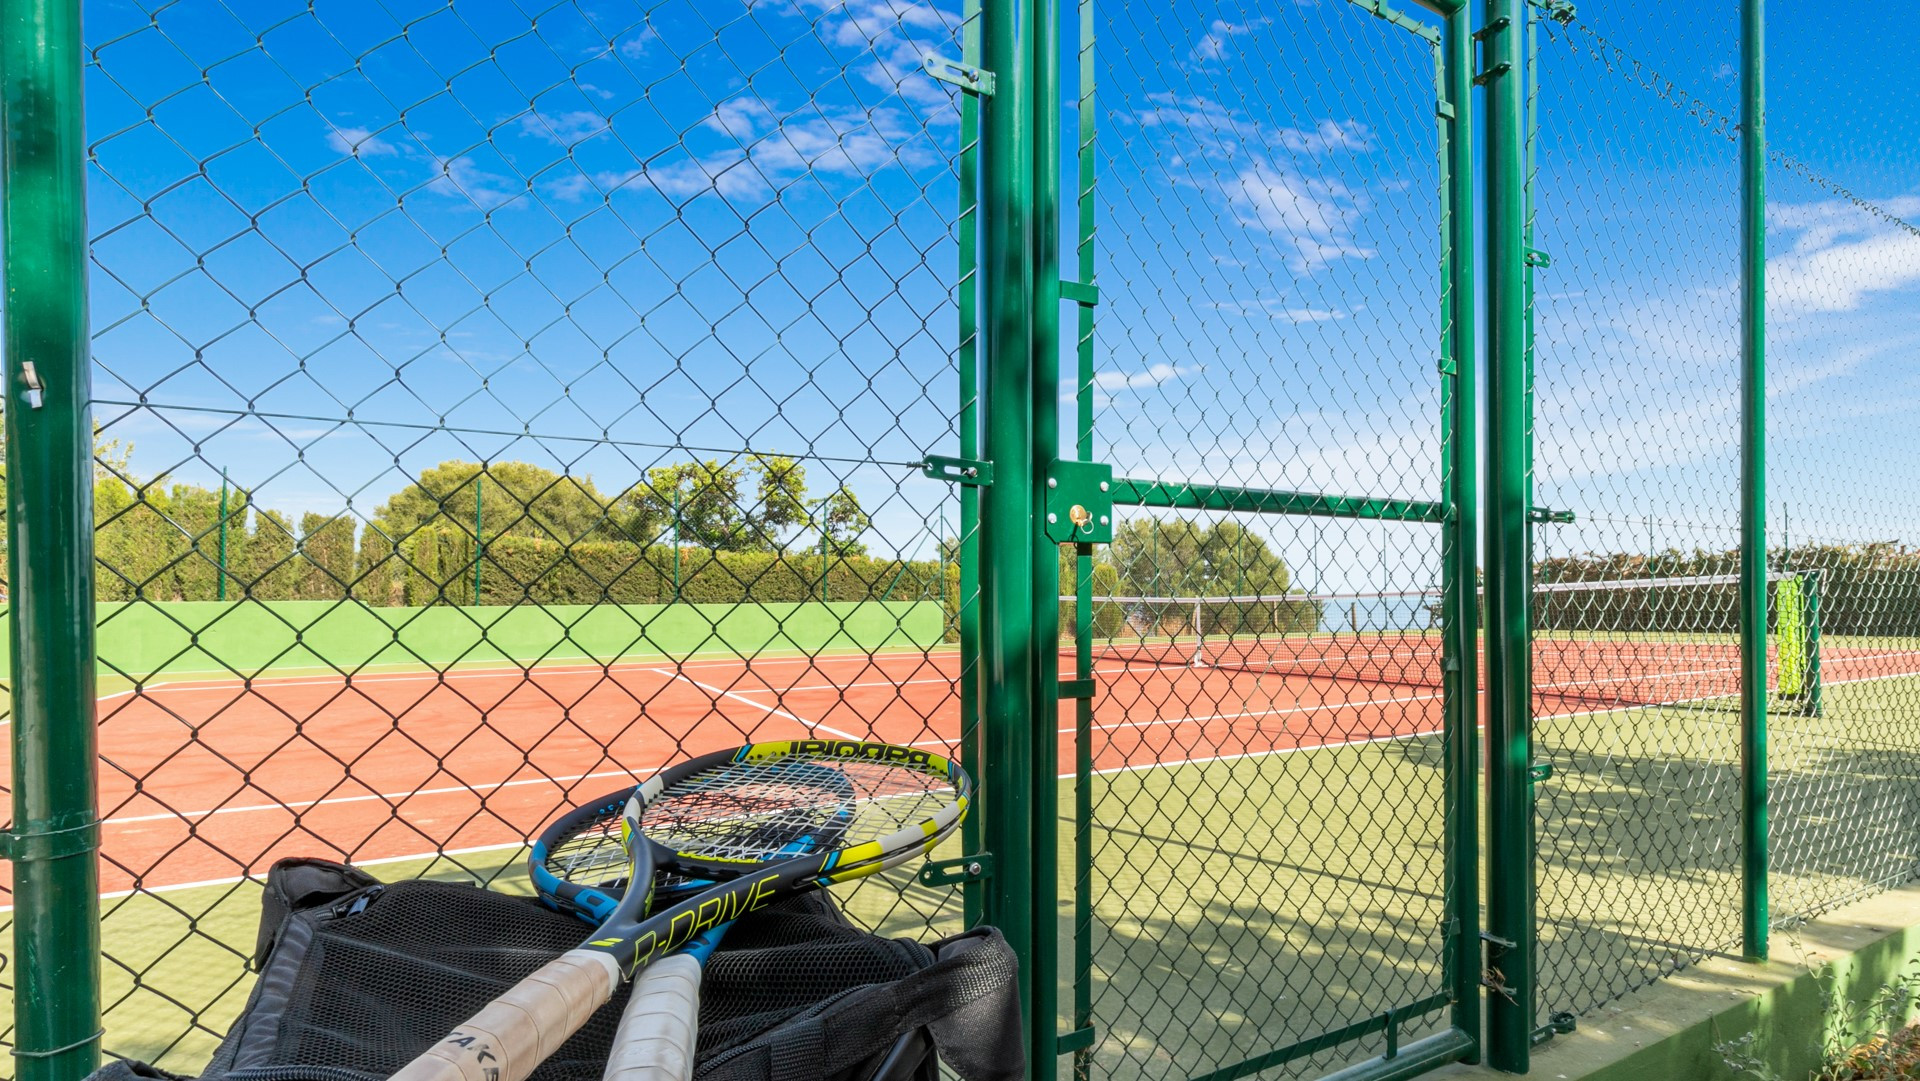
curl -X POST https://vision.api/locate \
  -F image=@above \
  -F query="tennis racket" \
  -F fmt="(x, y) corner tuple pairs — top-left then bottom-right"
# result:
(392, 739), (970, 1081)
(532, 772), (855, 1080)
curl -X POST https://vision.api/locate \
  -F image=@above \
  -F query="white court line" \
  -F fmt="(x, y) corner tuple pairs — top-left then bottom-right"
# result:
(89, 648), (968, 703)
(53, 660), (1920, 904)
(102, 767), (647, 827)
(649, 668), (864, 742)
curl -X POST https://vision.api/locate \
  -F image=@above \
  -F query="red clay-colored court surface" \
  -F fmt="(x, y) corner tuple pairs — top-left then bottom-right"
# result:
(2, 640), (1913, 897)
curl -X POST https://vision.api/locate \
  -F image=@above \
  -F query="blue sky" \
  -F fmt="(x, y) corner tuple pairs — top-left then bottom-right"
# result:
(70, 0), (1920, 597)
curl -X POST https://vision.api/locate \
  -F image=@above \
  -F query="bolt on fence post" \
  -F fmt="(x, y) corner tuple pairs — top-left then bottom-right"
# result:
(1740, 0), (1769, 963)
(2, 0), (105, 1076)
(1483, 0), (1535, 1068)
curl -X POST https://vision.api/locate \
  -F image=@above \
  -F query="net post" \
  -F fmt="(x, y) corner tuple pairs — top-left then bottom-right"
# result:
(1804, 569), (1823, 718)
(2, 0), (105, 1075)
(1740, 0), (1769, 965)
(1483, 0), (1535, 1066)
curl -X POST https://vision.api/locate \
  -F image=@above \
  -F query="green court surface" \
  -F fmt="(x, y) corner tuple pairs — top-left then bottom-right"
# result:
(30, 673), (1920, 1077)
(0, 599), (946, 684)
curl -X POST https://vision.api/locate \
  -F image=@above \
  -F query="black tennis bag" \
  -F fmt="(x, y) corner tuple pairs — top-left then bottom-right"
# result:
(87, 857), (1023, 1081)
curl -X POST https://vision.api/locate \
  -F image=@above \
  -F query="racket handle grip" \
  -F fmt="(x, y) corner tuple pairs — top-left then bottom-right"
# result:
(603, 953), (704, 1081)
(391, 949), (620, 1081)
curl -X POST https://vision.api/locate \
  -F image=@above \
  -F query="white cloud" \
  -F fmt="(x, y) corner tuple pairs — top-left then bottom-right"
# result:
(519, 110), (610, 146)
(618, 28), (658, 58)
(1191, 18), (1270, 62)
(429, 155), (523, 209)
(791, 0), (961, 111)
(1225, 162), (1374, 269)
(326, 126), (399, 157)
(1206, 298), (1350, 323)
(1767, 195), (1920, 320)
(624, 99), (927, 201)
(1093, 363), (1197, 392)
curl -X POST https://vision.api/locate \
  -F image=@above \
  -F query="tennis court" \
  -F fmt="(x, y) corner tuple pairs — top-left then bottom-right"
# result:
(14, 619), (1914, 1074)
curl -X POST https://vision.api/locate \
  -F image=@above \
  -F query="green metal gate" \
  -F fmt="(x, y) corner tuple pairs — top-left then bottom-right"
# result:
(954, 1), (1479, 1077)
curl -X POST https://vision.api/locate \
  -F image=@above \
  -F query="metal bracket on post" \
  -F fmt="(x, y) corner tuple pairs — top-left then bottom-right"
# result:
(1059, 280), (1099, 306)
(924, 55), (996, 97)
(923, 455), (994, 487)
(1525, 247), (1552, 268)
(918, 853), (994, 886)
(1044, 460), (1114, 544)
(1472, 17), (1511, 86)
(1528, 506), (1575, 524)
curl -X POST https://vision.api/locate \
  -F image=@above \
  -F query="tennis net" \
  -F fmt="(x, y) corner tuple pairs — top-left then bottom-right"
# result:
(1062, 572), (1820, 713)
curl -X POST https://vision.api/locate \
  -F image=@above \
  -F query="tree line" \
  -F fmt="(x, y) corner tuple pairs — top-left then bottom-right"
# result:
(62, 454), (897, 604)
(1537, 542), (1920, 637)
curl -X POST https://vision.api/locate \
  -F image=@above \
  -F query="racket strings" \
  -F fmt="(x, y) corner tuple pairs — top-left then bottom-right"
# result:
(644, 754), (954, 862)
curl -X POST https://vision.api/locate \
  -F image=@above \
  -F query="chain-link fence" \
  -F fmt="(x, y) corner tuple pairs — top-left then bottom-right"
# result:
(10, 0), (975, 1070)
(7, 2), (1920, 1081)
(1071, 1), (1475, 1076)
(1765, 6), (1920, 930)
(1524, 0), (1750, 1023)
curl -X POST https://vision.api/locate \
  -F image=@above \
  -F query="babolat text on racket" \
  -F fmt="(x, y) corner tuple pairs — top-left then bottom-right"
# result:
(391, 739), (971, 1081)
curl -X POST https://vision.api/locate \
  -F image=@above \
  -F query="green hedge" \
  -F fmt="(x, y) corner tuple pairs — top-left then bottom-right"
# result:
(2, 599), (944, 681)
(384, 529), (946, 609)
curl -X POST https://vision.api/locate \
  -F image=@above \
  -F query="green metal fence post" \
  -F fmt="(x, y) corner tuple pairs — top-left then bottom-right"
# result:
(977, 0), (1040, 1072)
(1026, 0), (1063, 1070)
(1483, 0), (1535, 1067)
(1070, 0), (1098, 1068)
(1740, 0), (1769, 963)
(1436, 0), (1481, 1059)
(2, 0), (104, 1076)
(473, 473), (482, 605)
(955, 0), (983, 934)
(218, 468), (229, 601)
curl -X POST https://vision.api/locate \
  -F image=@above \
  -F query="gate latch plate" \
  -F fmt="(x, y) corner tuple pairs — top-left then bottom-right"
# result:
(1045, 460), (1114, 544)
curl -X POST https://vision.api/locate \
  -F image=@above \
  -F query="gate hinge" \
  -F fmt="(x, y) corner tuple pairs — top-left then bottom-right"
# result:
(1045, 460), (1114, 544)
(923, 455), (993, 486)
(918, 853), (993, 886)
(924, 55), (996, 97)
(1056, 1027), (1097, 1055)
(1533, 1011), (1577, 1044)
(1472, 61), (1511, 87)
(1528, 0), (1577, 26)
(1529, 506), (1575, 524)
